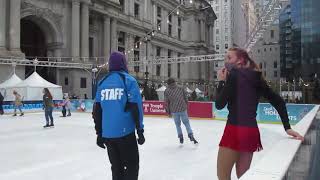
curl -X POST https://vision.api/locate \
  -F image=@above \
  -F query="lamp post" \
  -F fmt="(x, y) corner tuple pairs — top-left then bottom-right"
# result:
(91, 67), (98, 99)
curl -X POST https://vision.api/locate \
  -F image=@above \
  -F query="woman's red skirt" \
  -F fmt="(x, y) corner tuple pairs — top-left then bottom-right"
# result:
(219, 124), (263, 152)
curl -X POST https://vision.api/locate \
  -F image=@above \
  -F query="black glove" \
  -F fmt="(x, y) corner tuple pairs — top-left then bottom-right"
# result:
(96, 136), (106, 149)
(137, 129), (145, 145)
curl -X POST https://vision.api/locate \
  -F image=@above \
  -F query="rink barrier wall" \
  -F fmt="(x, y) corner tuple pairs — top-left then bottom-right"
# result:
(1, 100), (316, 125)
(240, 105), (320, 180)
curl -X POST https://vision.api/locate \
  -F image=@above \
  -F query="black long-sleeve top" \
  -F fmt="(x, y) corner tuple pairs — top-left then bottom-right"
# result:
(216, 68), (291, 131)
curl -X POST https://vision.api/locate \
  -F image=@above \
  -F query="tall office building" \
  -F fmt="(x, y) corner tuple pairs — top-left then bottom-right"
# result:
(279, 0), (320, 80)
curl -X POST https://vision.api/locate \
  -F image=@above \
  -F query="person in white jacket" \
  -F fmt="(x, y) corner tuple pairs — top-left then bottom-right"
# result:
(64, 96), (71, 116)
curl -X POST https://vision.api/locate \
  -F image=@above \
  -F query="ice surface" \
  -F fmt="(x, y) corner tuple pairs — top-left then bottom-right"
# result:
(0, 112), (289, 180)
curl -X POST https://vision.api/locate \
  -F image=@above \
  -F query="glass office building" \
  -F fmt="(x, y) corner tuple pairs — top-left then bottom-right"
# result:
(280, 0), (320, 80)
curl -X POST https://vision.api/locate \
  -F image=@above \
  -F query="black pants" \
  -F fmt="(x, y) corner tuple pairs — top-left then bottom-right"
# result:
(105, 133), (139, 180)
(0, 103), (3, 115)
(62, 106), (66, 117)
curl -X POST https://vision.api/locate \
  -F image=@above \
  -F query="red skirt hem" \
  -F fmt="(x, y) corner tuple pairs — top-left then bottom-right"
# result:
(219, 124), (263, 153)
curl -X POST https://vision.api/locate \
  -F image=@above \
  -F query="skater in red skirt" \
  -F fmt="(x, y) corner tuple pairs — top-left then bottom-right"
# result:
(215, 48), (304, 180)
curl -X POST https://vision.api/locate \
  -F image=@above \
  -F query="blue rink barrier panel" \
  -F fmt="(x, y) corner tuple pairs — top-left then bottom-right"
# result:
(213, 102), (315, 125)
(2, 100), (315, 124)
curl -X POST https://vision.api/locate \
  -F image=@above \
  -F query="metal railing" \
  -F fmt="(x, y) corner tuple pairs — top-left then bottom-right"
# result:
(0, 54), (225, 69)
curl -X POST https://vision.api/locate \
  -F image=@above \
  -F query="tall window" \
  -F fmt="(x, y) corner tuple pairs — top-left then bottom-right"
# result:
(119, 0), (124, 12)
(274, 71), (278, 77)
(89, 37), (94, 57)
(157, 7), (161, 18)
(271, 30), (275, 38)
(156, 65), (161, 76)
(167, 50), (172, 77)
(134, 36), (140, 72)
(225, 44), (228, 49)
(118, 31), (125, 53)
(157, 7), (162, 32)
(134, 3), (140, 18)
(216, 44), (220, 50)
(177, 53), (181, 79)
(178, 17), (182, 40)
(80, 78), (87, 88)
(274, 61), (278, 68)
(65, 77), (68, 86)
(157, 20), (161, 31)
(134, 51), (140, 72)
(168, 25), (172, 36)
(156, 47), (161, 76)
(168, 14), (172, 36)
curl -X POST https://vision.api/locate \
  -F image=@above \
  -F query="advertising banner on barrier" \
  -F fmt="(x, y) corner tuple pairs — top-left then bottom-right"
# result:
(258, 103), (315, 124)
(213, 102), (315, 124)
(2, 100), (315, 124)
(143, 101), (166, 115)
(188, 101), (213, 118)
(2, 102), (44, 113)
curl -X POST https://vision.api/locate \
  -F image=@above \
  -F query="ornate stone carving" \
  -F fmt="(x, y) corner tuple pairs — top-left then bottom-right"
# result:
(21, 1), (63, 33)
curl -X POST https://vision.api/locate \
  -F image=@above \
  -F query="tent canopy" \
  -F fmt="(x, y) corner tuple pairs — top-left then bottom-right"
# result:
(156, 86), (167, 92)
(195, 88), (202, 93)
(5, 72), (63, 101)
(0, 73), (22, 88)
(186, 87), (192, 93)
(14, 72), (60, 88)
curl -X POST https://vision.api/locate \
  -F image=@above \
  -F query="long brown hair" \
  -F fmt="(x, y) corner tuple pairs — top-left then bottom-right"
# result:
(228, 47), (260, 71)
(44, 88), (53, 99)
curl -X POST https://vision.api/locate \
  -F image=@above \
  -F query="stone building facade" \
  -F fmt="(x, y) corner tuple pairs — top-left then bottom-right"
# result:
(0, 0), (216, 98)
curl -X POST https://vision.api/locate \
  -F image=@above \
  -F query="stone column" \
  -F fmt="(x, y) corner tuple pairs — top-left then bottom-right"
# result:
(103, 16), (111, 58)
(200, 20), (205, 42)
(110, 18), (118, 52)
(209, 25), (213, 46)
(54, 49), (62, 59)
(9, 0), (23, 55)
(0, 0), (7, 51)
(72, 0), (80, 59)
(81, 2), (89, 58)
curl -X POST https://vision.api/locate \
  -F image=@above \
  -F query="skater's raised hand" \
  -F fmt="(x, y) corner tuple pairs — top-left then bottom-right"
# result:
(96, 136), (106, 149)
(218, 68), (228, 81)
(137, 129), (145, 145)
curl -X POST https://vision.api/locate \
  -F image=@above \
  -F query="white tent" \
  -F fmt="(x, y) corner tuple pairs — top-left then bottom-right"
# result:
(185, 87), (193, 93)
(5, 72), (63, 101)
(156, 86), (166, 101)
(0, 73), (22, 88)
(0, 73), (23, 99)
(195, 88), (202, 93)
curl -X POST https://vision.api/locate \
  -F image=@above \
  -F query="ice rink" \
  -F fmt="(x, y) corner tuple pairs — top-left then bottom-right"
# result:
(0, 112), (291, 180)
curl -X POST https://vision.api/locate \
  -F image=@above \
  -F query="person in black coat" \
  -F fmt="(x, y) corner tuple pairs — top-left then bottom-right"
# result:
(216, 47), (304, 180)
(0, 92), (4, 115)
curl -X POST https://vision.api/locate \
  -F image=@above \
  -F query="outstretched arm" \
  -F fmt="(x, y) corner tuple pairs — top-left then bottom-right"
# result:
(260, 79), (291, 131)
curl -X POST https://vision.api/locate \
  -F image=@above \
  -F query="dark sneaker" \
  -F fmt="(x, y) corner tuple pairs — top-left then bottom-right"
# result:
(13, 114), (17, 116)
(20, 113), (24, 116)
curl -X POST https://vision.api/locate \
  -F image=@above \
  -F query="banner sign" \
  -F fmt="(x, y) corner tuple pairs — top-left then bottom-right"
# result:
(142, 101), (166, 115)
(188, 101), (213, 118)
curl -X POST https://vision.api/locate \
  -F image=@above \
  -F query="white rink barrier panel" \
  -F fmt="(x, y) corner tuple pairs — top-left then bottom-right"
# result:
(240, 105), (320, 180)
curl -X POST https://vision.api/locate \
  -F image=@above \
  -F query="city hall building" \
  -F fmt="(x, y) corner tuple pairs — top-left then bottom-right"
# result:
(0, 0), (216, 98)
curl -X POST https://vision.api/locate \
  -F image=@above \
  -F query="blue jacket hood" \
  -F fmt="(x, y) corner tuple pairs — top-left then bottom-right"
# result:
(109, 51), (128, 72)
